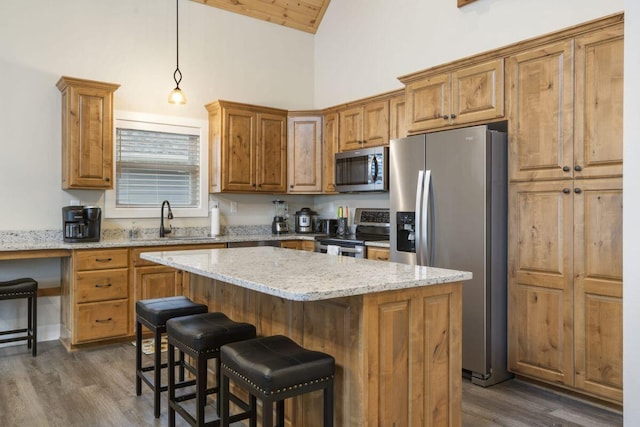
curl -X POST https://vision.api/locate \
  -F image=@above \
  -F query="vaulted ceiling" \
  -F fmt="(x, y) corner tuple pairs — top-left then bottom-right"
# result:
(190, 0), (331, 34)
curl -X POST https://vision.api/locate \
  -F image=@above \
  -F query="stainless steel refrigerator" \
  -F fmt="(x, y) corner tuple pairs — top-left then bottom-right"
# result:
(390, 124), (511, 386)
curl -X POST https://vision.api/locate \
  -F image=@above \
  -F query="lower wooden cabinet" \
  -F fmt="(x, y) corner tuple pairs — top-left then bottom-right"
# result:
(60, 248), (130, 348)
(130, 243), (226, 334)
(280, 240), (315, 251)
(366, 247), (389, 261)
(508, 178), (622, 403)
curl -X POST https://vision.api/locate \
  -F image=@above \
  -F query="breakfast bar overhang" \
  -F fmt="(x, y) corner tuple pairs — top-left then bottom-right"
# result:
(142, 246), (472, 426)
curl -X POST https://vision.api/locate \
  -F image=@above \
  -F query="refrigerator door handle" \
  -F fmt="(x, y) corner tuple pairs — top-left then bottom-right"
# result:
(415, 170), (425, 264)
(426, 171), (435, 266)
(423, 170), (432, 266)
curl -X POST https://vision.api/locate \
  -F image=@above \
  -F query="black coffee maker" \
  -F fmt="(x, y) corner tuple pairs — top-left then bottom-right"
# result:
(62, 206), (102, 243)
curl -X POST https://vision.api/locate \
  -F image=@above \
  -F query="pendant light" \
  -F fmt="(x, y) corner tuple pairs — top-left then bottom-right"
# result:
(168, 0), (186, 104)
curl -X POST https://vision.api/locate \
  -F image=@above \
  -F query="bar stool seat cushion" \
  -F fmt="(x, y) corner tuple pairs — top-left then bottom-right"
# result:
(136, 296), (207, 327)
(167, 312), (256, 353)
(221, 335), (335, 396)
(0, 278), (38, 297)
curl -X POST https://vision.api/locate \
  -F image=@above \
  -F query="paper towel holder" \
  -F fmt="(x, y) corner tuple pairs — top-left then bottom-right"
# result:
(210, 202), (221, 237)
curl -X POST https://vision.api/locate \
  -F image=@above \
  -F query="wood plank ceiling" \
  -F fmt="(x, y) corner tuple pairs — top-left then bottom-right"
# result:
(190, 0), (331, 34)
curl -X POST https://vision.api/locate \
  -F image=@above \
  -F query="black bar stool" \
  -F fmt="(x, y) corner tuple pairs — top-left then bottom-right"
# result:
(135, 296), (209, 418)
(220, 335), (335, 427)
(0, 278), (37, 357)
(166, 312), (257, 427)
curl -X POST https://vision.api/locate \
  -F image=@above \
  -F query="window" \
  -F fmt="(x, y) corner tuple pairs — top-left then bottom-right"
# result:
(105, 111), (208, 218)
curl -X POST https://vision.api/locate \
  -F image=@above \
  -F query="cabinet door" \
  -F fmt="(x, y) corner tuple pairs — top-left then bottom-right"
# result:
(58, 77), (119, 190)
(574, 25), (624, 179)
(222, 108), (255, 192)
(323, 112), (339, 193)
(389, 94), (407, 140)
(362, 100), (389, 148)
(339, 106), (364, 151)
(405, 73), (450, 133)
(287, 115), (322, 193)
(256, 112), (287, 192)
(135, 265), (183, 301)
(573, 178), (622, 402)
(451, 59), (504, 125)
(367, 247), (389, 261)
(507, 40), (574, 182)
(508, 180), (574, 386)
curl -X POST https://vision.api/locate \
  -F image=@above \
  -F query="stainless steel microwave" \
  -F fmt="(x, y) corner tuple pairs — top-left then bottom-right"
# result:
(335, 146), (388, 192)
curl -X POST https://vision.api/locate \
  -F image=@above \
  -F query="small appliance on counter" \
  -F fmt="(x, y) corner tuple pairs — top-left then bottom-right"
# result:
(294, 207), (318, 234)
(271, 200), (289, 235)
(314, 218), (338, 235)
(62, 206), (101, 243)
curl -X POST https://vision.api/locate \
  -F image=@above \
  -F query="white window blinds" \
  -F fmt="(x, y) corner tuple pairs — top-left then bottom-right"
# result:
(115, 128), (200, 208)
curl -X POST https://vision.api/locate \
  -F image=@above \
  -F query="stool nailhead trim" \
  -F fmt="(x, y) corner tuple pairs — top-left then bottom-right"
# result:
(221, 362), (334, 397)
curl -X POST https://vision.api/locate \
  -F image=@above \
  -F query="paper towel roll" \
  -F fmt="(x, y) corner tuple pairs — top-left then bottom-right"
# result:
(210, 204), (220, 236)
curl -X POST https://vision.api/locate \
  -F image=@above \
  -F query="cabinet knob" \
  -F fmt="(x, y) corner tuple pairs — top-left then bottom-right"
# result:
(450, 114), (456, 119)
(442, 115), (449, 120)
(105, 177), (110, 182)
(563, 188), (571, 194)
(574, 188), (582, 194)
(562, 166), (570, 172)
(290, 185), (294, 189)
(574, 165), (582, 172)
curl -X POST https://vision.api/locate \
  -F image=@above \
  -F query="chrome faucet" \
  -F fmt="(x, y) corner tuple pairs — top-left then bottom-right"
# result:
(160, 200), (174, 237)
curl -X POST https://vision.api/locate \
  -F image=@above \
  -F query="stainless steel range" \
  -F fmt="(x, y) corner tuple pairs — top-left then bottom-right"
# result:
(314, 208), (389, 258)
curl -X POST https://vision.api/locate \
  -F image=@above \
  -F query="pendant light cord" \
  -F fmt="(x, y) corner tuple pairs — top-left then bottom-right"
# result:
(173, 0), (182, 88)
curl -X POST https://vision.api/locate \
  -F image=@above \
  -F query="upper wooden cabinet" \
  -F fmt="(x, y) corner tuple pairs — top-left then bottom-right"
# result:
(322, 110), (339, 193)
(400, 58), (504, 133)
(389, 93), (407, 140)
(574, 25), (624, 179)
(56, 76), (120, 190)
(339, 100), (389, 151)
(206, 100), (287, 193)
(287, 112), (323, 193)
(507, 23), (623, 182)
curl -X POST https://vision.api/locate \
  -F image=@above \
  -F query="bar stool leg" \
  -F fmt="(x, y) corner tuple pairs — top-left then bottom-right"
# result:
(263, 399), (274, 427)
(168, 342), (176, 427)
(153, 329), (162, 418)
(276, 400), (285, 427)
(324, 381), (334, 427)
(27, 295), (32, 350)
(196, 354), (207, 426)
(135, 321), (142, 396)
(220, 370), (230, 427)
(32, 293), (37, 357)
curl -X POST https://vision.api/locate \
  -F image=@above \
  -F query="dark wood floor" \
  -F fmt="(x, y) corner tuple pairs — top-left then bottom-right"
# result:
(0, 341), (623, 426)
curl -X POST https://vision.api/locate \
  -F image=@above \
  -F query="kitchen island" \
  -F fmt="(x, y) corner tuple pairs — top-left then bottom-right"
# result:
(142, 247), (472, 427)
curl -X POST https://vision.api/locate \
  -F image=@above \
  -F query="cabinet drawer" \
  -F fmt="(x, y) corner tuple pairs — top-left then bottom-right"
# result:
(76, 268), (128, 303)
(75, 299), (129, 342)
(367, 247), (390, 261)
(75, 249), (129, 271)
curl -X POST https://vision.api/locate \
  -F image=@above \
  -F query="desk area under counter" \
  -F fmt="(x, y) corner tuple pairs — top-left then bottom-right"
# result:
(142, 246), (471, 426)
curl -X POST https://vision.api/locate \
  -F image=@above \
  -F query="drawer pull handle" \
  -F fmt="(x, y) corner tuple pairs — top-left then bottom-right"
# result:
(95, 283), (112, 288)
(95, 318), (113, 323)
(95, 258), (113, 262)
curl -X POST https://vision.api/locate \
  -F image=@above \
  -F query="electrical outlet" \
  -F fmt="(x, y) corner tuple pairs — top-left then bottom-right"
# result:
(230, 201), (238, 213)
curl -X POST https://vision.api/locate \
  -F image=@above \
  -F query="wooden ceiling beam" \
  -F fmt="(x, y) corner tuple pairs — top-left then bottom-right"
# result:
(190, 0), (331, 34)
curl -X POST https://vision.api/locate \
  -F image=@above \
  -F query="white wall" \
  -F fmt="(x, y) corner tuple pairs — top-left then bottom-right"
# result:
(624, 1), (639, 424)
(0, 0), (315, 231)
(314, 0), (624, 107)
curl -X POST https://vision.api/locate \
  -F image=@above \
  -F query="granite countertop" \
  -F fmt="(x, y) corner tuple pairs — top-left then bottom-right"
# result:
(141, 246), (471, 301)
(0, 228), (390, 252)
(0, 230), (316, 252)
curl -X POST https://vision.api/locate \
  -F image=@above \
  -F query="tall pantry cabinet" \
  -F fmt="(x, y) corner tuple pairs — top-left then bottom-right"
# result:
(507, 22), (623, 403)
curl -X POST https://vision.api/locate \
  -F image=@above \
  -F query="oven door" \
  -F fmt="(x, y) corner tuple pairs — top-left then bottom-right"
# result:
(314, 241), (365, 258)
